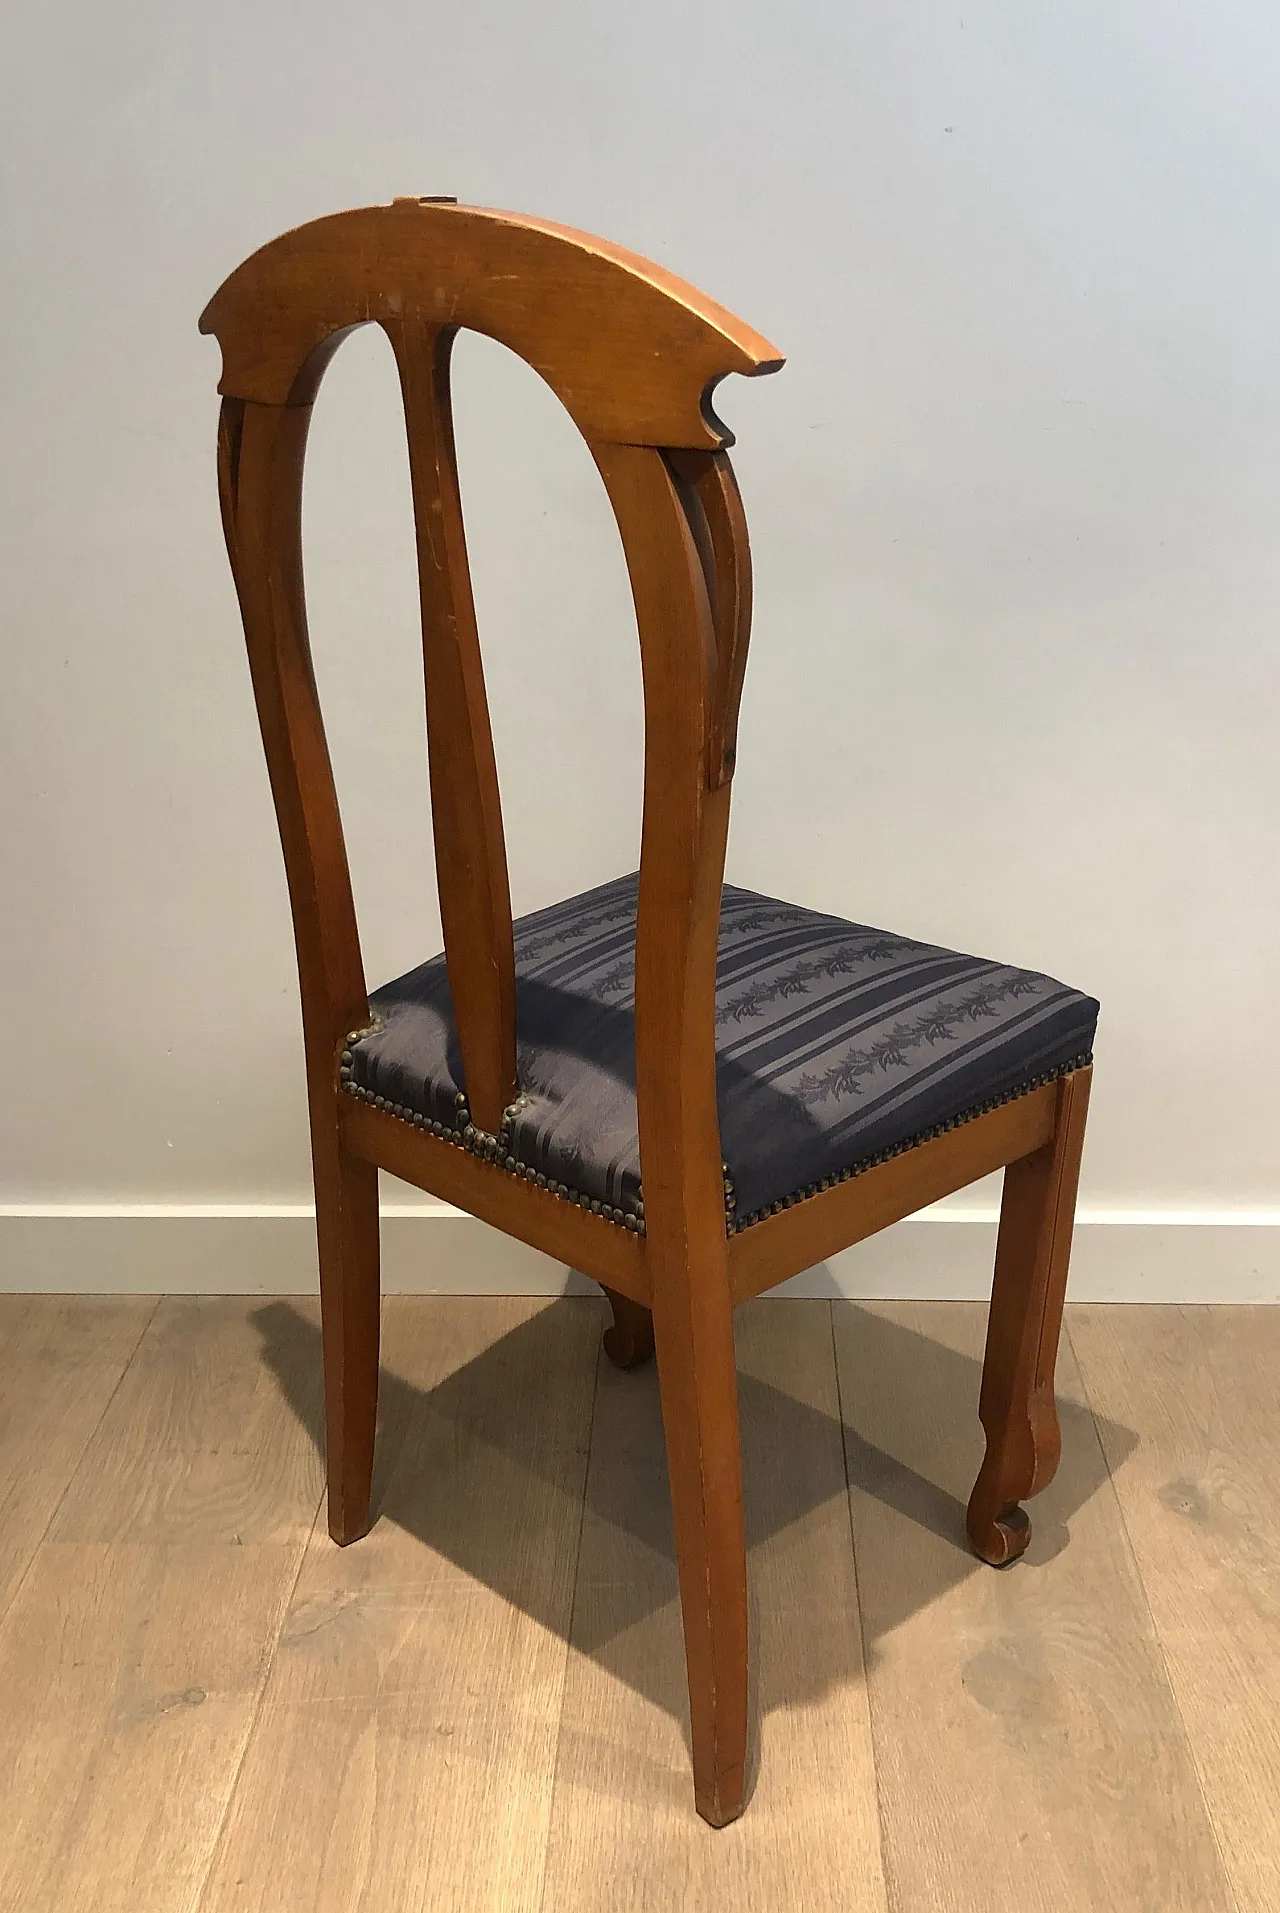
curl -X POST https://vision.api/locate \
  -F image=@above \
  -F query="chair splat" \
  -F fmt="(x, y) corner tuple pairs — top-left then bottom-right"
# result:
(390, 319), (517, 1133)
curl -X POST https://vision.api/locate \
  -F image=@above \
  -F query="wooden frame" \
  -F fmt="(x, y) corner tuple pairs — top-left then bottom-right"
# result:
(202, 199), (1093, 1828)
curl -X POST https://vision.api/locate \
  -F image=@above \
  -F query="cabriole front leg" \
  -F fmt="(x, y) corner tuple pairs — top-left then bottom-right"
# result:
(967, 1067), (1092, 1566)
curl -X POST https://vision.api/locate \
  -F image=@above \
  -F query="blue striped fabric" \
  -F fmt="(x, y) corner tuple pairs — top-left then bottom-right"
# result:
(346, 873), (1098, 1231)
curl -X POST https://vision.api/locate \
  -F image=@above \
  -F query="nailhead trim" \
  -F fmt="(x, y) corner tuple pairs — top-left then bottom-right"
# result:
(341, 1032), (1088, 1247)
(724, 1052), (1094, 1236)
(340, 1045), (646, 1235)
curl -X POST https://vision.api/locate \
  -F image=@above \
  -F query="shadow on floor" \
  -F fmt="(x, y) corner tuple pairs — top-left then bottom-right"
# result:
(251, 1291), (1136, 1757)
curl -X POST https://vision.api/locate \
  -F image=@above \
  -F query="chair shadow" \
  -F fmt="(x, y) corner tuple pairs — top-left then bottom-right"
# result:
(251, 1291), (1137, 1766)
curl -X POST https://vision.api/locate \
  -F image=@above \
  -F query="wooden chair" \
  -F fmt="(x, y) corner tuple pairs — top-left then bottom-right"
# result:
(201, 200), (1097, 1828)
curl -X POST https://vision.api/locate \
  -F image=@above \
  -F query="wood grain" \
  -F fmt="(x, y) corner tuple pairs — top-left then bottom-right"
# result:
(391, 317), (517, 1133)
(834, 1301), (1234, 1913)
(0, 1299), (325, 1913)
(7, 1296), (1280, 1905)
(1069, 1303), (1280, 1913)
(200, 200), (783, 443)
(540, 1300), (888, 1908)
(198, 1297), (600, 1913)
(593, 436), (753, 1822)
(968, 1067), (1092, 1564)
(0, 1295), (155, 1621)
(220, 393), (382, 1546)
(666, 448), (753, 787)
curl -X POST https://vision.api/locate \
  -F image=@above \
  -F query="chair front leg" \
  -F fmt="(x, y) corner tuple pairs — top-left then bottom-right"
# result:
(967, 1066), (1092, 1566)
(313, 1121), (381, 1545)
(652, 1265), (749, 1827)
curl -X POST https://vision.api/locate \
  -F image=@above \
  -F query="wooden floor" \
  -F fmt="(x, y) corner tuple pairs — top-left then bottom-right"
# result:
(0, 1294), (1274, 1911)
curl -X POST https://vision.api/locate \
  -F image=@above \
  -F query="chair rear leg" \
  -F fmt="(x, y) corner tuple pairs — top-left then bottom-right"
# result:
(314, 1136), (381, 1545)
(601, 1287), (655, 1369)
(652, 1280), (748, 1827)
(967, 1066), (1092, 1566)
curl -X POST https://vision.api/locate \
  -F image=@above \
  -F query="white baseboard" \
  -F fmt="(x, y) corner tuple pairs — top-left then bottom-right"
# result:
(2, 1204), (1278, 1302)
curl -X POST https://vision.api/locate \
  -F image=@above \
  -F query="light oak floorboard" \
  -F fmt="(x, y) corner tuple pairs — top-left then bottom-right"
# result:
(0, 1298), (325, 1913)
(1070, 1303), (1280, 1913)
(834, 1301), (1235, 1913)
(540, 1298), (888, 1913)
(198, 1296), (601, 1913)
(0, 1295), (156, 1619)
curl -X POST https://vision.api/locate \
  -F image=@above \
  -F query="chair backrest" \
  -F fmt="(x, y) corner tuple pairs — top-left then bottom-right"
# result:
(201, 199), (783, 1210)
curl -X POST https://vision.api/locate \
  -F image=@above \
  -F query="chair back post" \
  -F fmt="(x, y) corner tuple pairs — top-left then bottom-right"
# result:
(592, 441), (734, 1282)
(216, 392), (370, 1116)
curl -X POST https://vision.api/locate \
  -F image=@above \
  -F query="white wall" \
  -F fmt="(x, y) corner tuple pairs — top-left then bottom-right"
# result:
(3, 2), (1280, 1286)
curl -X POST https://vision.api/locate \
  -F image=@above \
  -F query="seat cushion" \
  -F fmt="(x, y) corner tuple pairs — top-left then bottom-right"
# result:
(343, 873), (1097, 1234)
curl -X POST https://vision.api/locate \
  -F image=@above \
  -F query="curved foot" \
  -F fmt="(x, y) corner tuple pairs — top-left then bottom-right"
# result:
(967, 1069), (1092, 1574)
(966, 1494), (1031, 1567)
(601, 1287), (655, 1370)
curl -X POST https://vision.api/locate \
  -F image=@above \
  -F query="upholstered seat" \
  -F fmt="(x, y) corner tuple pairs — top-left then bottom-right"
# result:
(343, 874), (1098, 1232)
